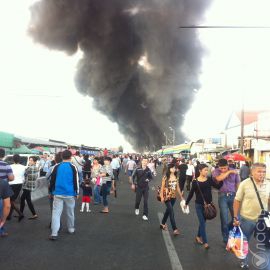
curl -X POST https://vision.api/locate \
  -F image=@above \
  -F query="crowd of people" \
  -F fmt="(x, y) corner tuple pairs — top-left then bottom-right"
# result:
(0, 147), (269, 269)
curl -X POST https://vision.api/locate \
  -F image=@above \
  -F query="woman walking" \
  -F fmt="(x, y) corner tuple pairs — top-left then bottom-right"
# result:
(184, 164), (222, 249)
(20, 156), (39, 219)
(160, 163), (184, 235)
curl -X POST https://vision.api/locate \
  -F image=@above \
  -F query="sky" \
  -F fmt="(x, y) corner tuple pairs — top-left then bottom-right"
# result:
(1, 0), (270, 150)
(183, 0), (270, 140)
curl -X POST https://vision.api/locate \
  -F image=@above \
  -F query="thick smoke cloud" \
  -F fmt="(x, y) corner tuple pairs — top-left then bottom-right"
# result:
(29, 0), (210, 151)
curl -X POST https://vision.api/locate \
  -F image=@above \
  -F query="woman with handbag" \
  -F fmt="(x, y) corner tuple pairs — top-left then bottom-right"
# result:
(160, 163), (184, 236)
(184, 163), (223, 249)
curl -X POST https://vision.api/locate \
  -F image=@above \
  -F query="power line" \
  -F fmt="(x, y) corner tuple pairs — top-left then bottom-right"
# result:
(179, 25), (270, 29)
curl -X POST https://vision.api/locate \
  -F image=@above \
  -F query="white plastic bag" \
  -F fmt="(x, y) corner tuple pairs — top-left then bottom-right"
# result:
(180, 200), (190, 214)
(226, 226), (249, 259)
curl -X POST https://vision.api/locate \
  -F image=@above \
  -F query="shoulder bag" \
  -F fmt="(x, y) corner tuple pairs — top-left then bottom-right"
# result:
(196, 180), (217, 220)
(250, 177), (270, 247)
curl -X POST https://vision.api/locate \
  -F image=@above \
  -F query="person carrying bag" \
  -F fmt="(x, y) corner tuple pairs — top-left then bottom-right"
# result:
(250, 177), (270, 247)
(185, 164), (223, 249)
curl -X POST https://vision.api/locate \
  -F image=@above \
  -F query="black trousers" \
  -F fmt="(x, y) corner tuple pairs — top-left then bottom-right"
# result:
(186, 175), (193, 191)
(10, 184), (22, 201)
(20, 189), (36, 215)
(135, 186), (149, 216)
(113, 169), (120, 181)
(8, 184), (23, 218)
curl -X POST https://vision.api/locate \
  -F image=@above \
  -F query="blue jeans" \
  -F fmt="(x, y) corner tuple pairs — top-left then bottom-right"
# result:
(78, 171), (83, 184)
(240, 216), (256, 266)
(51, 196), (76, 236)
(101, 182), (111, 207)
(162, 198), (177, 230)
(0, 199), (5, 235)
(218, 193), (235, 242)
(0, 199), (2, 217)
(94, 185), (102, 204)
(195, 203), (208, 244)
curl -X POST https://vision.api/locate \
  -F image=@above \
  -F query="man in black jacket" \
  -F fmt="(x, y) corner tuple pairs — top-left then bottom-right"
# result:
(131, 158), (153, 221)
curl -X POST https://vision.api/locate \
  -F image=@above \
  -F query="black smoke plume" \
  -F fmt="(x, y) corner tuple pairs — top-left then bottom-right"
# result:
(29, 0), (210, 151)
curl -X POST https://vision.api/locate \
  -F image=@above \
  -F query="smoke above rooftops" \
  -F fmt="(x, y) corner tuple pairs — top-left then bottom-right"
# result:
(29, 0), (210, 151)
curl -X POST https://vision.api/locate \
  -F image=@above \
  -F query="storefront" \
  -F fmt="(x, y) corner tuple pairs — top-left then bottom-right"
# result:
(253, 139), (270, 180)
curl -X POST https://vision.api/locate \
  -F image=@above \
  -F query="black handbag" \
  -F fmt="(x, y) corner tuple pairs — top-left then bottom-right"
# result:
(250, 177), (270, 247)
(196, 180), (217, 220)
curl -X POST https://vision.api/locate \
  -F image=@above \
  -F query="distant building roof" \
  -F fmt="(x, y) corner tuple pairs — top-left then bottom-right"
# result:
(16, 136), (67, 147)
(226, 111), (267, 130)
(235, 111), (263, 125)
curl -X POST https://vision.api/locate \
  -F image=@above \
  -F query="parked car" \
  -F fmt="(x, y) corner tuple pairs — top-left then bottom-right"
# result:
(4, 154), (40, 167)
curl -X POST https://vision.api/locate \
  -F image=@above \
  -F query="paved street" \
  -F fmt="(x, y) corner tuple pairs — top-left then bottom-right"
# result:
(1, 169), (269, 270)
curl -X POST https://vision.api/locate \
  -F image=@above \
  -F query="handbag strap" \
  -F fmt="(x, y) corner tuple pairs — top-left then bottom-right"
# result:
(196, 179), (207, 205)
(250, 176), (265, 211)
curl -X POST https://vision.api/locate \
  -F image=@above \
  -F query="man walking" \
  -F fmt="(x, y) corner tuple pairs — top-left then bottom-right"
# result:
(131, 158), (153, 221)
(213, 158), (240, 244)
(186, 160), (195, 191)
(39, 153), (51, 177)
(49, 150), (79, 240)
(0, 179), (13, 237)
(239, 161), (250, 182)
(178, 159), (188, 194)
(0, 148), (14, 236)
(233, 163), (270, 269)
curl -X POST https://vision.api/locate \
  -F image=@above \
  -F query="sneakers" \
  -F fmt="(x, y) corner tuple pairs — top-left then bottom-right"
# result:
(80, 209), (84, 212)
(240, 262), (249, 269)
(142, 215), (148, 221)
(87, 210), (91, 213)
(135, 209), (139, 216)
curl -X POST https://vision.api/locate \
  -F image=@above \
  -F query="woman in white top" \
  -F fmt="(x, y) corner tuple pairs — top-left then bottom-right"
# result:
(8, 154), (25, 221)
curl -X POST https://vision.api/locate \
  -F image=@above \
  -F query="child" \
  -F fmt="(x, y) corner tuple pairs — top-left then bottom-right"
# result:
(80, 179), (92, 212)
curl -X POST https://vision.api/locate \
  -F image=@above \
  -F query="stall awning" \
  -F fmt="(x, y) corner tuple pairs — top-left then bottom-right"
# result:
(157, 144), (191, 155)
(0, 131), (15, 148)
(10, 145), (33, 154)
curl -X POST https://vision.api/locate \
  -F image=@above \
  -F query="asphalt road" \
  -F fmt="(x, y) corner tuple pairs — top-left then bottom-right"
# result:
(1, 168), (269, 270)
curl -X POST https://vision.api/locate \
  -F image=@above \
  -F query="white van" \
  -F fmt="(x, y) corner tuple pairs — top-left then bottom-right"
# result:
(4, 154), (40, 167)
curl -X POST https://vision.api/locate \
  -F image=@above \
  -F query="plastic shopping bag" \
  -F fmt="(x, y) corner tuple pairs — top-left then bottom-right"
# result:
(226, 226), (249, 259)
(180, 200), (190, 214)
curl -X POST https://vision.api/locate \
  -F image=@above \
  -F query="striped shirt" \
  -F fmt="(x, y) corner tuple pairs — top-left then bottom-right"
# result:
(100, 165), (114, 183)
(0, 160), (13, 181)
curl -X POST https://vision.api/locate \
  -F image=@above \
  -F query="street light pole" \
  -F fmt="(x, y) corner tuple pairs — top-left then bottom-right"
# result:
(169, 127), (175, 146)
(164, 132), (168, 146)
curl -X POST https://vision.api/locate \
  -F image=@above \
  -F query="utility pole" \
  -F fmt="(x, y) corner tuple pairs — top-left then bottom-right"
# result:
(164, 132), (168, 146)
(169, 127), (175, 145)
(240, 101), (245, 154)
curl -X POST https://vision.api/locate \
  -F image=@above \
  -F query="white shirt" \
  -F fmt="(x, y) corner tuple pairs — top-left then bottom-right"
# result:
(111, 158), (120, 170)
(127, 160), (136, 170)
(10, 164), (26, 185)
(71, 156), (84, 172)
(186, 164), (195, 176)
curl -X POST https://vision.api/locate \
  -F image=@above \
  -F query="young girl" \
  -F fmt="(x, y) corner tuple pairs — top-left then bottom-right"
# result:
(80, 179), (92, 212)
(160, 163), (184, 235)
(184, 164), (222, 249)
